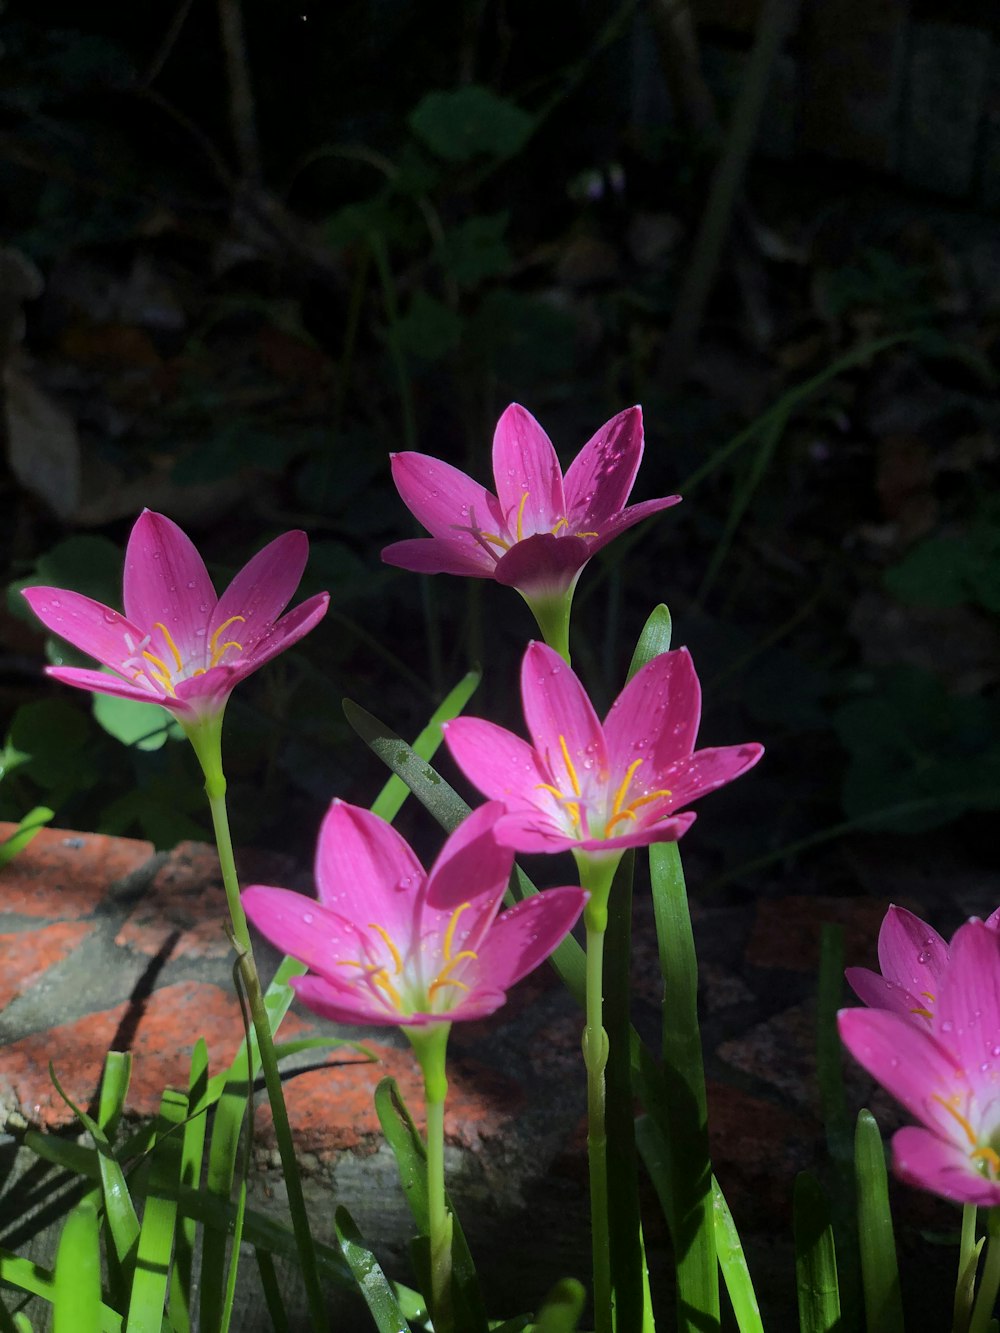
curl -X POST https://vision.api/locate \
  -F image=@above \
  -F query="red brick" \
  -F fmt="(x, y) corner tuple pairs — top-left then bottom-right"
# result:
(0, 823), (153, 921)
(255, 1041), (524, 1157)
(745, 895), (891, 972)
(0, 921), (95, 1009)
(0, 982), (306, 1126)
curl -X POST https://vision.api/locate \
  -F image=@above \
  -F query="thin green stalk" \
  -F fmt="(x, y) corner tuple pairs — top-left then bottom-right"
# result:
(970, 1210), (1000, 1333)
(409, 1024), (453, 1333)
(584, 922), (613, 1333)
(956, 1205), (982, 1333)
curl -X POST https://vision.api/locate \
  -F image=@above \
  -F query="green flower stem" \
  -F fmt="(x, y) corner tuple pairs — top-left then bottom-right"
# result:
(521, 587), (575, 665)
(576, 851), (621, 1333)
(186, 717), (326, 1333)
(970, 1209), (1000, 1333)
(409, 1023), (454, 1333)
(956, 1204), (980, 1333)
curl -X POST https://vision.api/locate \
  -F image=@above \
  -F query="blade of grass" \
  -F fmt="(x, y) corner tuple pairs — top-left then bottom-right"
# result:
(794, 1172), (841, 1333)
(627, 606), (672, 680)
(533, 1279), (588, 1333)
(0, 807), (53, 869)
(854, 1110), (903, 1333)
(712, 1176), (764, 1333)
(126, 1087), (187, 1333)
(335, 1206), (412, 1333)
(255, 1251), (291, 1333)
(53, 1201), (102, 1333)
(168, 1040), (208, 1333)
(94, 1053), (133, 1305)
(217, 955), (255, 1333)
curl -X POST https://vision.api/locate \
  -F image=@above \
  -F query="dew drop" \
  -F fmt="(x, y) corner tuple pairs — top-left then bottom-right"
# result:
(302, 912), (314, 924)
(103, 609), (118, 624)
(917, 950), (930, 965)
(942, 1020), (954, 1033)
(50, 597), (61, 608)
(187, 580), (196, 589)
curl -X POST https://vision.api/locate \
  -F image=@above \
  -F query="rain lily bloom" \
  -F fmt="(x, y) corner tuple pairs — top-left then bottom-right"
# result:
(846, 904), (1000, 1025)
(382, 403), (680, 656)
(22, 510), (329, 728)
(443, 640), (763, 861)
(241, 800), (587, 1028)
(839, 918), (1000, 1205)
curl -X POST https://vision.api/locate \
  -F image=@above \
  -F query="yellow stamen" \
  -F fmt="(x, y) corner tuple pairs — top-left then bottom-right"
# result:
(972, 1146), (1000, 1175)
(558, 735), (582, 797)
(933, 1094), (978, 1148)
(443, 902), (472, 962)
(921, 991), (935, 1001)
(209, 615), (245, 662)
(577, 530), (598, 538)
(428, 976), (471, 999)
(610, 759), (644, 821)
(607, 808), (638, 830)
(370, 968), (404, 1010)
(369, 923), (404, 975)
(428, 950), (476, 1000)
(551, 517), (568, 534)
(909, 1006), (933, 1019)
(153, 622), (184, 672)
(479, 532), (511, 551)
(516, 491), (530, 542)
(142, 650), (177, 696)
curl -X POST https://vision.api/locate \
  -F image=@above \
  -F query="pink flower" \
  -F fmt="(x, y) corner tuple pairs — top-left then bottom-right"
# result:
(22, 510), (329, 725)
(846, 904), (1000, 1025)
(381, 403), (680, 602)
(840, 918), (1000, 1205)
(442, 641), (763, 856)
(241, 800), (586, 1028)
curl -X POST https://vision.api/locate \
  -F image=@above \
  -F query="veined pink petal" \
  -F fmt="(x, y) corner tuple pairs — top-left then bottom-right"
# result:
(658, 744), (764, 810)
(424, 802), (512, 915)
(45, 665), (197, 716)
(604, 649), (701, 780)
(313, 801), (425, 936)
(520, 642), (607, 782)
(492, 533), (589, 595)
(235, 593), (330, 670)
(844, 967), (931, 1020)
(474, 887), (586, 992)
(22, 588), (144, 673)
(573, 809), (697, 854)
(382, 536), (498, 577)
(892, 1126), (1000, 1205)
(291, 972), (411, 1027)
(986, 907), (1000, 932)
(173, 664), (242, 718)
(492, 404), (565, 537)
(877, 905), (949, 1002)
(936, 920), (1000, 1084)
(213, 530), (309, 651)
(492, 808), (697, 855)
(242, 886), (367, 979)
(442, 717), (552, 805)
(563, 407), (644, 528)
(838, 1007), (969, 1140)
(123, 511), (217, 658)
(585, 496), (682, 554)
(389, 452), (506, 543)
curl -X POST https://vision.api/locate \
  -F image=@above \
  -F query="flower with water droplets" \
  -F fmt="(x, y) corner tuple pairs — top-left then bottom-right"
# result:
(442, 641), (763, 859)
(382, 404), (680, 656)
(840, 918), (1000, 1204)
(241, 800), (586, 1028)
(22, 510), (329, 727)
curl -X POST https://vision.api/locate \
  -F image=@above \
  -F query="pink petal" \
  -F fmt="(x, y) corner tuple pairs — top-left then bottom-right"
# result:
(986, 907), (1000, 932)
(424, 802), (513, 915)
(892, 1126), (1000, 1205)
(236, 593), (330, 670)
(936, 920), (1000, 1086)
(23, 588), (144, 674)
(658, 744), (764, 810)
(491, 811), (586, 853)
(313, 801), (425, 937)
(604, 649), (701, 780)
(584, 496), (682, 554)
(492, 533), (589, 596)
(212, 531), (309, 651)
(844, 966), (932, 1021)
(574, 809), (697, 855)
(838, 1007), (969, 1141)
(291, 972), (408, 1028)
(491, 404), (565, 538)
(563, 407), (644, 528)
(877, 905), (949, 1000)
(443, 717), (551, 805)
(123, 511), (217, 655)
(475, 886), (586, 992)
(173, 665), (241, 718)
(45, 665), (198, 716)
(242, 885), (367, 977)
(519, 642), (607, 785)
(382, 536), (497, 577)
(389, 452), (506, 542)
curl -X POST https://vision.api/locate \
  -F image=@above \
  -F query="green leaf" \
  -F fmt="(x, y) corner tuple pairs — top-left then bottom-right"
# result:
(854, 1111), (903, 1333)
(7, 700), (100, 799)
(794, 1172), (841, 1333)
(53, 1201), (102, 1333)
(626, 605), (672, 682)
(7, 534), (122, 625)
(169, 1041), (209, 1333)
(335, 1206), (412, 1333)
(394, 291), (463, 362)
(409, 86), (534, 162)
(0, 806), (53, 868)
(439, 213), (511, 288)
(532, 1278), (587, 1333)
(127, 1087), (186, 1332)
(92, 691), (182, 752)
(255, 1251), (290, 1333)
(712, 1176), (764, 1333)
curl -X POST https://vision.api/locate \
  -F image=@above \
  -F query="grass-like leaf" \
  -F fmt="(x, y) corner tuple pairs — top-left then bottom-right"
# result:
(627, 605), (672, 680)
(794, 1172), (841, 1333)
(854, 1110), (903, 1333)
(0, 806), (53, 870)
(168, 1040), (208, 1333)
(126, 1087), (187, 1333)
(255, 1251), (291, 1333)
(53, 1201), (102, 1333)
(533, 1278), (587, 1333)
(712, 1176), (764, 1333)
(335, 1206), (412, 1333)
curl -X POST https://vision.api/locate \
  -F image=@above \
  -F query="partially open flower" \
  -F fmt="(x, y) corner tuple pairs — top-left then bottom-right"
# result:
(23, 509), (329, 726)
(242, 800), (586, 1028)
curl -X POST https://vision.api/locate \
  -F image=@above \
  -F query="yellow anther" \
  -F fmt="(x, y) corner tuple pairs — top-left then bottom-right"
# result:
(428, 976), (471, 1000)
(558, 735), (582, 797)
(369, 923), (404, 975)
(153, 622), (184, 672)
(142, 649), (177, 696)
(516, 491), (530, 542)
(370, 968), (404, 1010)
(607, 808), (639, 831)
(611, 759), (644, 820)
(480, 532), (511, 551)
(577, 530), (598, 538)
(909, 1006), (933, 1020)
(443, 903), (472, 962)
(209, 615), (245, 660)
(428, 949), (477, 1001)
(933, 1094), (978, 1148)
(551, 517), (568, 534)
(921, 991), (936, 1002)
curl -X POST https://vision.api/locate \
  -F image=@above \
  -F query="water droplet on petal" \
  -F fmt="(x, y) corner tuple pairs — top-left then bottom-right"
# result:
(917, 950), (930, 965)
(103, 609), (117, 624)
(187, 580), (196, 589)
(50, 597), (61, 608)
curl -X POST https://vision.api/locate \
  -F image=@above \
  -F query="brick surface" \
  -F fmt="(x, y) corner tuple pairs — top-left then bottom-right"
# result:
(0, 823), (154, 920)
(0, 920), (95, 1010)
(745, 894), (889, 971)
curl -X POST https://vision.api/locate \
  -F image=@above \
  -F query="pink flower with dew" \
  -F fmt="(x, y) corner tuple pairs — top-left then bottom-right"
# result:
(22, 510), (329, 725)
(241, 801), (587, 1028)
(442, 641), (763, 856)
(846, 904), (1000, 1026)
(381, 403), (680, 603)
(840, 918), (1000, 1205)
